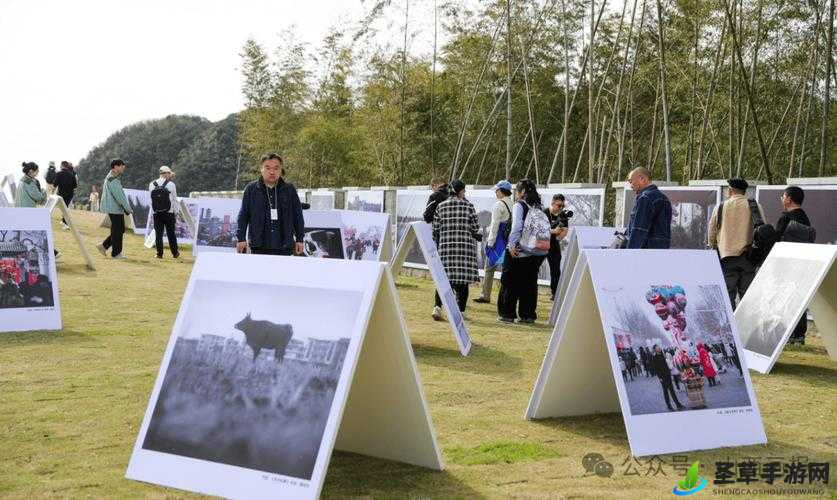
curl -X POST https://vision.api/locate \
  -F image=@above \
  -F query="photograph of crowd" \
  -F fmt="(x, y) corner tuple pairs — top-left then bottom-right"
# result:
(604, 283), (750, 415)
(309, 192), (335, 211)
(345, 191), (384, 213)
(196, 203), (239, 251)
(0, 230), (55, 309)
(124, 189), (151, 235)
(738, 256), (825, 358)
(622, 187), (720, 249)
(757, 186), (837, 244)
(142, 279), (361, 480)
(304, 228), (345, 259)
(343, 223), (384, 260)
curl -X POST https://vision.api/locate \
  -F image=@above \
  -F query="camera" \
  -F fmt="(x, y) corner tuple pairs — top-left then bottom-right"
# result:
(557, 209), (573, 228)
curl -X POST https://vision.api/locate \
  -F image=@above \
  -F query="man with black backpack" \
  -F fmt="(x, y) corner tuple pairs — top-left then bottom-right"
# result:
(776, 186), (816, 344)
(708, 178), (766, 307)
(148, 166), (180, 259)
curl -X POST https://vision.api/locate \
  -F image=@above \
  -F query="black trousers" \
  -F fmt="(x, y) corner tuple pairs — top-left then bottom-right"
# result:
(102, 214), (124, 257)
(498, 252), (545, 320)
(435, 283), (469, 312)
(721, 255), (756, 307)
(658, 376), (682, 409)
(547, 249), (562, 298)
(154, 212), (179, 257)
(251, 247), (293, 256)
(60, 194), (73, 224)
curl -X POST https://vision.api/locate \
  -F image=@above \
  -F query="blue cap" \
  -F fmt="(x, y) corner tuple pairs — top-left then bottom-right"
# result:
(494, 180), (512, 192)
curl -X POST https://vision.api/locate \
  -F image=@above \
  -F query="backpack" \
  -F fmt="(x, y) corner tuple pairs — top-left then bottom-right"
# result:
(151, 180), (171, 213)
(519, 202), (551, 256)
(781, 220), (816, 243)
(716, 198), (775, 266)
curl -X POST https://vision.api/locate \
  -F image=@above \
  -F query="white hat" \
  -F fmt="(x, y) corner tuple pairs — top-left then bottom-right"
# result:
(159, 166), (173, 174)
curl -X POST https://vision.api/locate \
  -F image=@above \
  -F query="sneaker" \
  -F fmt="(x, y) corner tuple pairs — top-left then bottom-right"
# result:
(432, 306), (443, 321)
(473, 297), (490, 304)
(112, 254), (127, 260)
(498, 316), (515, 323)
(96, 244), (107, 257)
(156, 255), (163, 259)
(172, 253), (181, 259)
(61, 223), (70, 231)
(517, 318), (535, 324)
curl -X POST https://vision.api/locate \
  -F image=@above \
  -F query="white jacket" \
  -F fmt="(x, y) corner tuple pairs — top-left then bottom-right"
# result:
(486, 196), (513, 246)
(148, 177), (179, 214)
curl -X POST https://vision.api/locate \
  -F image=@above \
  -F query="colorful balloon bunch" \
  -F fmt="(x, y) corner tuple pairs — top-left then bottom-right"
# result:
(646, 285), (688, 347)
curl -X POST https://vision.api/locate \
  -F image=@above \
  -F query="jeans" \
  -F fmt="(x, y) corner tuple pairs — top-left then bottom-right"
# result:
(153, 212), (179, 257)
(102, 214), (124, 257)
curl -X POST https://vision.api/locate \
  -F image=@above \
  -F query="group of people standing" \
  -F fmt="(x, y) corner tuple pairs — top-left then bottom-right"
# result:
(422, 177), (568, 324)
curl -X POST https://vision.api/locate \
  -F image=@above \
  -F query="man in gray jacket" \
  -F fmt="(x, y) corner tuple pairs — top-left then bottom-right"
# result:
(474, 180), (513, 304)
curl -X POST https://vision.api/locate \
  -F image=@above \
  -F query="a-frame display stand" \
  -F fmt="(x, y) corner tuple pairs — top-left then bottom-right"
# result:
(46, 195), (96, 270)
(391, 221), (472, 356)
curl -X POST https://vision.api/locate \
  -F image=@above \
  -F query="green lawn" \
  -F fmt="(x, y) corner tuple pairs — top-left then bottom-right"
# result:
(1, 209), (835, 499)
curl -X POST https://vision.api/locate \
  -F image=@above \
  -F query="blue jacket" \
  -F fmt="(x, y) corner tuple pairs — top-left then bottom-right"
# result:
(237, 178), (304, 250)
(627, 184), (672, 249)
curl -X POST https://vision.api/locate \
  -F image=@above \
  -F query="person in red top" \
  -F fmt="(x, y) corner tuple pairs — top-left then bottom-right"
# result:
(697, 343), (717, 387)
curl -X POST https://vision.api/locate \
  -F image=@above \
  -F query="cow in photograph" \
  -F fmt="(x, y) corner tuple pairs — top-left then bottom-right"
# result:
(234, 313), (294, 363)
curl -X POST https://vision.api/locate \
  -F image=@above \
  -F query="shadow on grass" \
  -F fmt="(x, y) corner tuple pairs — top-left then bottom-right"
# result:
(767, 361), (837, 384)
(411, 342), (523, 375)
(0, 329), (93, 349)
(529, 413), (628, 446)
(324, 450), (485, 498)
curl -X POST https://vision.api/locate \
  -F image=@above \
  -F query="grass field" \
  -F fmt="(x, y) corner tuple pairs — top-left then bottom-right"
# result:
(1, 209), (835, 499)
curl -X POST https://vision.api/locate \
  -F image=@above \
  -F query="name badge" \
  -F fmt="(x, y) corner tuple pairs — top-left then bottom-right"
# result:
(270, 208), (278, 221)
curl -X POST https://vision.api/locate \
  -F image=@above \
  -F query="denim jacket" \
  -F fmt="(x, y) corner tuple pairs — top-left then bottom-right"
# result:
(626, 184), (672, 249)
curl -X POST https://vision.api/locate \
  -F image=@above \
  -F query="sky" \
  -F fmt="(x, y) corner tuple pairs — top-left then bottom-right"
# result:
(0, 0), (437, 183)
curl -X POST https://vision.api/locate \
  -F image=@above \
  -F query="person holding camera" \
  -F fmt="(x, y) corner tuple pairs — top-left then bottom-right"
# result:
(544, 194), (569, 300)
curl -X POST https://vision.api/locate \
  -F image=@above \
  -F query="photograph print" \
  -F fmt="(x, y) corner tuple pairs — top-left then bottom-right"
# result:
(124, 189), (151, 234)
(342, 215), (385, 261)
(601, 282), (750, 416)
(309, 192), (335, 211)
(623, 188), (719, 249)
(142, 279), (362, 480)
(304, 227), (344, 259)
(738, 256), (826, 358)
(195, 200), (240, 252)
(0, 229), (56, 309)
(345, 190), (384, 213)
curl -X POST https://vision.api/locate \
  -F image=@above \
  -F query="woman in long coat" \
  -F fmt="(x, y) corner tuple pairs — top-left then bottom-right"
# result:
(431, 179), (481, 320)
(697, 343), (718, 387)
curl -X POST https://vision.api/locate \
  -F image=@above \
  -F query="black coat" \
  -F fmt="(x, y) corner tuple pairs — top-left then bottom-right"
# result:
(775, 208), (811, 241)
(54, 168), (78, 198)
(423, 186), (450, 223)
(651, 351), (672, 379)
(236, 178), (304, 250)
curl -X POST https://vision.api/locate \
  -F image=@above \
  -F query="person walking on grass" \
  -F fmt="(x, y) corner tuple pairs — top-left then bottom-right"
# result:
(236, 153), (305, 256)
(431, 180), (481, 321)
(625, 167), (672, 249)
(54, 161), (78, 229)
(96, 159), (132, 259)
(149, 166), (180, 259)
(474, 180), (513, 304)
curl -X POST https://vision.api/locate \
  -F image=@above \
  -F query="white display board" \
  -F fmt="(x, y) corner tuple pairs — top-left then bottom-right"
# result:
(736, 242), (837, 373)
(391, 222), (472, 356)
(527, 250), (765, 457)
(0, 208), (62, 332)
(304, 210), (392, 262)
(192, 197), (241, 254)
(124, 189), (152, 236)
(620, 186), (721, 249)
(45, 195), (96, 270)
(755, 185), (837, 245)
(345, 190), (384, 213)
(547, 226), (616, 326)
(309, 191), (336, 211)
(126, 253), (442, 499)
(144, 198), (198, 248)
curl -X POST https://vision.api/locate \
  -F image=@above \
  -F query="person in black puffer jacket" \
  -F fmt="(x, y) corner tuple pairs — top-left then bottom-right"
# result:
(53, 161), (78, 227)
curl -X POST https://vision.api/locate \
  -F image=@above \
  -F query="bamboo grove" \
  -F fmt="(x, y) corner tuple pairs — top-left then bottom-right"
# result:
(237, 0), (836, 188)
